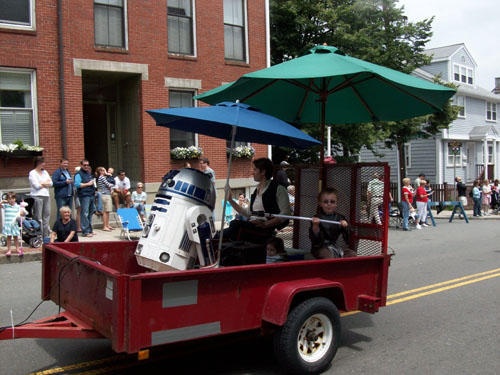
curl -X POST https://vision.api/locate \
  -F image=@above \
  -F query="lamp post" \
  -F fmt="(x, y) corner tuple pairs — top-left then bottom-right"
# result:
(450, 141), (462, 200)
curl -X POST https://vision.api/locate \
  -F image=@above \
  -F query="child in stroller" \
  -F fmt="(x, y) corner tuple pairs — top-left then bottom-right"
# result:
(19, 197), (44, 248)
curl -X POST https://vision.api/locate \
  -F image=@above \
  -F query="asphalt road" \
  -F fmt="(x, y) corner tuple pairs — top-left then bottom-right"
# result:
(1, 219), (499, 375)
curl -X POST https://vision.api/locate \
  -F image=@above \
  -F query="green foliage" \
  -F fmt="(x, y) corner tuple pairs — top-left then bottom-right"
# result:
(270, 0), (438, 162)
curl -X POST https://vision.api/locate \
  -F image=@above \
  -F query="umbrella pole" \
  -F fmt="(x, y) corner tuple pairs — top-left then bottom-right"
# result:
(319, 93), (327, 190)
(218, 124), (238, 256)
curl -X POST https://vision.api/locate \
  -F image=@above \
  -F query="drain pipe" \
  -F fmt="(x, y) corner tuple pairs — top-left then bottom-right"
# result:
(57, 0), (68, 158)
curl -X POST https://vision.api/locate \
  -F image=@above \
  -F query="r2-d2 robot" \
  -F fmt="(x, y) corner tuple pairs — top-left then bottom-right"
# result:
(135, 168), (217, 272)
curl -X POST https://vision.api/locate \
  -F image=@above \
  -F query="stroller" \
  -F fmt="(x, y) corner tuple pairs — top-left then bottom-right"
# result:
(20, 197), (44, 248)
(1, 194), (43, 248)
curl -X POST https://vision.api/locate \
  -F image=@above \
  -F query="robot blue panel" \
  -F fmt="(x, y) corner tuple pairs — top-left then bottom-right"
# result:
(135, 168), (217, 272)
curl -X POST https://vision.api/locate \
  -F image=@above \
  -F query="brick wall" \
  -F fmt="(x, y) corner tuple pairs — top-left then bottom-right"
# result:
(0, 0), (268, 186)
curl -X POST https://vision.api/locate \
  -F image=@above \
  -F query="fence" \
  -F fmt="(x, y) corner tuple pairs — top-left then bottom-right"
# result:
(389, 182), (473, 209)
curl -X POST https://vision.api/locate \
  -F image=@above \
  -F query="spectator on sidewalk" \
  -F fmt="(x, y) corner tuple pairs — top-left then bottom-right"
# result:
(481, 179), (492, 216)
(472, 180), (482, 217)
(113, 170), (131, 209)
(52, 158), (74, 219)
(75, 159), (96, 237)
(199, 158), (215, 185)
(29, 156), (53, 240)
(50, 206), (78, 243)
(455, 177), (467, 218)
(415, 180), (429, 229)
(274, 161), (291, 187)
(367, 173), (384, 225)
(131, 182), (147, 222)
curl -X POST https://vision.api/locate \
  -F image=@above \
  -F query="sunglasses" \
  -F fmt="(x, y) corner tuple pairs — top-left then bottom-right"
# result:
(82, 164), (89, 167)
(322, 199), (337, 204)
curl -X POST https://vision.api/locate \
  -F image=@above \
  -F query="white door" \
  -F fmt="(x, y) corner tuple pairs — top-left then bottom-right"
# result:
(466, 143), (475, 182)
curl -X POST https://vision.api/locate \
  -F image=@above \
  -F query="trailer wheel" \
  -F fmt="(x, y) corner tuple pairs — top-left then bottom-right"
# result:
(273, 297), (340, 375)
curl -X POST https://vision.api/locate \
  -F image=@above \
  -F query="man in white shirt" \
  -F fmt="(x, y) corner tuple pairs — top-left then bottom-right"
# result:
(112, 170), (131, 209)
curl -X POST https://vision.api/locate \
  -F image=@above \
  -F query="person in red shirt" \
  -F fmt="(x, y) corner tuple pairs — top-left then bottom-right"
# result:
(401, 178), (416, 231)
(415, 180), (429, 229)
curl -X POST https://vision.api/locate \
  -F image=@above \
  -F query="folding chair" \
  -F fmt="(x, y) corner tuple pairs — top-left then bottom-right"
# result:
(222, 200), (234, 225)
(117, 208), (144, 241)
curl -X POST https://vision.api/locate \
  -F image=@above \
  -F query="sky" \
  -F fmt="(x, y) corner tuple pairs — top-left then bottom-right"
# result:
(398, 0), (499, 90)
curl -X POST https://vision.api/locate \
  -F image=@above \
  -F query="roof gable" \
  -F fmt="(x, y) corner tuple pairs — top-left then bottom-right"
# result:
(424, 43), (477, 67)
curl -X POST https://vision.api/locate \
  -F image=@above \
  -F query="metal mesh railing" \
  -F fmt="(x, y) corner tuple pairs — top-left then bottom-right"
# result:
(292, 163), (389, 257)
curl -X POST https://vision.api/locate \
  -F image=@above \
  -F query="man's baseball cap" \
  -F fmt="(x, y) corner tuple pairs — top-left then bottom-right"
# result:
(280, 161), (290, 167)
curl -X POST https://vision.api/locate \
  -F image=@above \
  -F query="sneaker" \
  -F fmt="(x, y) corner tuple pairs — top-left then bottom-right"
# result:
(415, 224), (422, 229)
(422, 223), (429, 227)
(403, 228), (411, 231)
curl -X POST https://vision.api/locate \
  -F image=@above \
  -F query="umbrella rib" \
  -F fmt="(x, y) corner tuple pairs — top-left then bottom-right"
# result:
(241, 79), (279, 102)
(296, 80), (316, 122)
(327, 72), (365, 95)
(350, 85), (378, 121)
(373, 75), (442, 112)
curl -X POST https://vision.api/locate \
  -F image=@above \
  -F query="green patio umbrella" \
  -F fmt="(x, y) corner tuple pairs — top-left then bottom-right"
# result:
(195, 45), (456, 161)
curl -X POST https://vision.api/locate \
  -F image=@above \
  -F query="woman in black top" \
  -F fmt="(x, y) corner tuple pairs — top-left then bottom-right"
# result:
(50, 206), (78, 243)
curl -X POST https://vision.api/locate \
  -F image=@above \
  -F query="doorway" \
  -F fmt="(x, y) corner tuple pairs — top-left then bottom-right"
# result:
(81, 72), (141, 181)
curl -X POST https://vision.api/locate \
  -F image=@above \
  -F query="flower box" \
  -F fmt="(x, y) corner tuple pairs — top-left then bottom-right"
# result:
(227, 145), (255, 159)
(0, 149), (42, 158)
(170, 146), (203, 160)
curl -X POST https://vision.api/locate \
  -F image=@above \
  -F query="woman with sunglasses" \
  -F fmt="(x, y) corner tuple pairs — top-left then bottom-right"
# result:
(309, 187), (356, 259)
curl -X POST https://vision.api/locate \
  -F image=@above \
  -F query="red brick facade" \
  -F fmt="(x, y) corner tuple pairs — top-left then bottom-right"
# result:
(0, 0), (268, 185)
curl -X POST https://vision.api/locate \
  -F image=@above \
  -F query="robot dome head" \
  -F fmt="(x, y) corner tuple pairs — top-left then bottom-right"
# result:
(160, 168), (216, 210)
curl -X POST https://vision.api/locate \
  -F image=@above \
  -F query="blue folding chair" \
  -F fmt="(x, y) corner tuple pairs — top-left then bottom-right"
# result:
(222, 200), (234, 225)
(117, 208), (144, 241)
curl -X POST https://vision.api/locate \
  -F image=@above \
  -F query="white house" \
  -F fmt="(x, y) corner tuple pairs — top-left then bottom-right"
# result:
(360, 43), (500, 185)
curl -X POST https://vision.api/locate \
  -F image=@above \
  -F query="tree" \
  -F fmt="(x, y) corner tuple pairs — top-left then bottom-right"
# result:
(270, 0), (436, 161)
(381, 79), (460, 180)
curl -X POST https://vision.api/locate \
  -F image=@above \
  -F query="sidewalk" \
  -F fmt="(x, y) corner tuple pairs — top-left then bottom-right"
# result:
(0, 209), (497, 264)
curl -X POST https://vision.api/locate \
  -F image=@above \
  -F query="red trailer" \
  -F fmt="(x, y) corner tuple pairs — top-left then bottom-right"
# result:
(0, 163), (391, 375)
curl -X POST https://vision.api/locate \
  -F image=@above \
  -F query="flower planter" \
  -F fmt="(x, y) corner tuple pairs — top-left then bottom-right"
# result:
(0, 150), (42, 158)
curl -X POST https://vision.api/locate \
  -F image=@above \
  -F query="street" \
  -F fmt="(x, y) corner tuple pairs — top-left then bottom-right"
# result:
(1, 219), (499, 375)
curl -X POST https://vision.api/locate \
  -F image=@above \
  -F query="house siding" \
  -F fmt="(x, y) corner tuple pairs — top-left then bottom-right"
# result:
(421, 61), (448, 80)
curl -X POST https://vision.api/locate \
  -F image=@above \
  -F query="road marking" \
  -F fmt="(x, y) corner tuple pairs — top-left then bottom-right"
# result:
(30, 268), (500, 374)
(341, 267), (500, 317)
(27, 354), (128, 375)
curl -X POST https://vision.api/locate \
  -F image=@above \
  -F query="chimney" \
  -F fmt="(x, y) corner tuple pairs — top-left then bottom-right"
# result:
(494, 77), (500, 94)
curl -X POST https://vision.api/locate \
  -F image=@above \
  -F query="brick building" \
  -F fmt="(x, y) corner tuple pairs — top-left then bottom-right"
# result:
(0, 0), (270, 217)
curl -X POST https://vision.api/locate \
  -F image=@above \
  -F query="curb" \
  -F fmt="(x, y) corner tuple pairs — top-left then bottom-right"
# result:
(0, 251), (42, 264)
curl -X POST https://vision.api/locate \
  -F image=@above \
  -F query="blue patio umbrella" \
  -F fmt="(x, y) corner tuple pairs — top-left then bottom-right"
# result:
(147, 101), (321, 254)
(146, 101), (321, 149)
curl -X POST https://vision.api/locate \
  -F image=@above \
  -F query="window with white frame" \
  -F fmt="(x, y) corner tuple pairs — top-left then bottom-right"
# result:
(0, 70), (36, 145)
(447, 142), (462, 167)
(169, 90), (196, 149)
(0, 0), (35, 30)
(486, 102), (497, 121)
(404, 143), (411, 168)
(453, 63), (473, 85)
(224, 0), (246, 61)
(453, 95), (466, 118)
(488, 143), (493, 164)
(167, 0), (194, 55)
(94, 0), (126, 48)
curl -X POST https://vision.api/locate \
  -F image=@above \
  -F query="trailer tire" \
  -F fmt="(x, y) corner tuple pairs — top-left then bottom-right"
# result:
(273, 297), (340, 375)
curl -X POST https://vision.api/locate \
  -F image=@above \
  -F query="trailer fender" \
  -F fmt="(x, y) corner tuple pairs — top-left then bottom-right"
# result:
(261, 278), (345, 326)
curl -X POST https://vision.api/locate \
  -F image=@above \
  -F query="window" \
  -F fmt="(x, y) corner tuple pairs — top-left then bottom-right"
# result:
(453, 63), (473, 85)
(0, 0), (34, 30)
(404, 143), (411, 168)
(452, 95), (465, 118)
(224, 0), (246, 61)
(169, 90), (196, 149)
(0, 70), (36, 145)
(94, 0), (126, 48)
(167, 0), (194, 55)
(488, 143), (493, 164)
(486, 102), (497, 122)
(447, 142), (462, 167)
